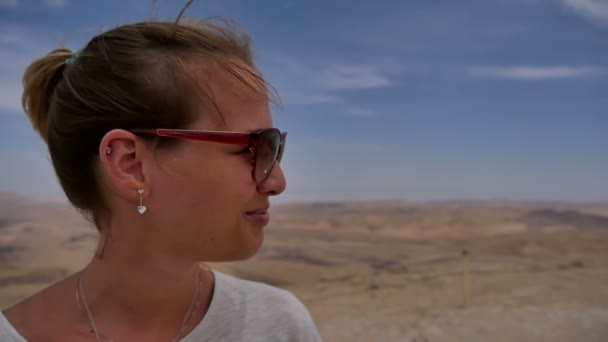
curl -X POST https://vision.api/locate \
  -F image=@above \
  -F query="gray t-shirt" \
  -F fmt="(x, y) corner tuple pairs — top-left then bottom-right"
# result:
(0, 271), (322, 341)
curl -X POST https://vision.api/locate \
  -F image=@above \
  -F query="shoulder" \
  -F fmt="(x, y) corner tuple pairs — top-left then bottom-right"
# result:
(1, 274), (83, 342)
(215, 271), (300, 307)
(0, 310), (27, 342)
(211, 271), (322, 341)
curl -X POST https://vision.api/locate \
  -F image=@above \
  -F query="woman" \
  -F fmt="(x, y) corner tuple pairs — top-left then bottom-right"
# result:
(0, 2), (322, 341)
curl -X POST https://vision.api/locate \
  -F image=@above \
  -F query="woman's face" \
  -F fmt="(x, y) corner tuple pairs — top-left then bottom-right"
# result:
(146, 67), (286, 262)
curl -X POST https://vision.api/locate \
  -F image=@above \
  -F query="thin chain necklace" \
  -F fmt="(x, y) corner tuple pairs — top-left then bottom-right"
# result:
(75, 268), (202, 342)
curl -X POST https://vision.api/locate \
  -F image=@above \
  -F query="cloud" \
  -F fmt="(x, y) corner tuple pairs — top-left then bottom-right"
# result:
(260, 54), (400, 106)
(43, 0), (66, 7)
(0, 25), (63, 113)
(343, 107), (381, 118)
(560, 0), (608, 26)
(0, 0), (17, 8)
(494, 0), (608, 26)
(319, 65), (392, 90)
(275, 92), (340, 106)
(0, 0), (66, 8)
(468, 65), (608, 80)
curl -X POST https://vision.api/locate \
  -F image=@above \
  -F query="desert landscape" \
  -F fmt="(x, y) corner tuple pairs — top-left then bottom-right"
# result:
(1, 192), (607, 341)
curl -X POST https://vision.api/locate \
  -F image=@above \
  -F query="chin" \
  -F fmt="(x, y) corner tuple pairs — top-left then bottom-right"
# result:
(236, 240), (264, 260)
(238, 223), (265, 259)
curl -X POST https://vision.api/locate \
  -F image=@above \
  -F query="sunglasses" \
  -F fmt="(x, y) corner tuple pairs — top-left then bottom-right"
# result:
(129, 128), (286, 184)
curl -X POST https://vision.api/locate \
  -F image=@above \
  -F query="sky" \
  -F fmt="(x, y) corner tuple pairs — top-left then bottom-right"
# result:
(0, 0), (607, 203)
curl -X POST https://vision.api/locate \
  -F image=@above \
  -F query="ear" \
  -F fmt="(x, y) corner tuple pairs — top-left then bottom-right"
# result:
(98, 129), (152, 200)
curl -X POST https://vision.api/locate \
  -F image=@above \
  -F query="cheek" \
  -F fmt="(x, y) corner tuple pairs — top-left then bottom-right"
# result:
(150, 152), (253, 223)
(147, 151), (262, 259)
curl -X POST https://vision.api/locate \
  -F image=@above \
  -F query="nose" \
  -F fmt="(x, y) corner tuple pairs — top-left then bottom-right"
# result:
(257, 162), (286, 196)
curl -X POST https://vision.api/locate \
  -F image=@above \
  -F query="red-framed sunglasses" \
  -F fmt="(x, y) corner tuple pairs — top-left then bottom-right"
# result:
(130, 128), (286, 184)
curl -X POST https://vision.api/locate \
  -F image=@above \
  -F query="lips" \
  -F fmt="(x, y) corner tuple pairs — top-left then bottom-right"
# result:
(246, 207), (269, 215)
(246, 207), (270, 226)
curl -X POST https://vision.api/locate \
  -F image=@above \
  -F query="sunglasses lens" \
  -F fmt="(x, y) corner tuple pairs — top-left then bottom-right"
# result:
(277, 133), (286, 163)
(255, 130), (281, 182)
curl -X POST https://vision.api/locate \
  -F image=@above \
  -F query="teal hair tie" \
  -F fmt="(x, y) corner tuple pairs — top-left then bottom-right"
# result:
(65, 50), (81, 65)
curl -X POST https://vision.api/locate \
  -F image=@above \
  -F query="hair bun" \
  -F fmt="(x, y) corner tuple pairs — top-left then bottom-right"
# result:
(21, 48), (72, 143)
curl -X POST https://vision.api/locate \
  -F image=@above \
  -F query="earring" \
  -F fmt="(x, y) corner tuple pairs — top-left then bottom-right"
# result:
(105, 147), (112, 155)
(137, 189), (147, 214)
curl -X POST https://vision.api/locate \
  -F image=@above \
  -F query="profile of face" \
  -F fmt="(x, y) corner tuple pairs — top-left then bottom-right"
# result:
(104, 63), (287, 263)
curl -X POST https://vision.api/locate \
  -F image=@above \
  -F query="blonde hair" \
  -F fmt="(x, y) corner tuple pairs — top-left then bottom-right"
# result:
(21, 2), (276, 229)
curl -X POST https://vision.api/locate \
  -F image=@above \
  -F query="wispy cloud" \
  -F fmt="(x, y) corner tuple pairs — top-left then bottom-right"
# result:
(261, 54), (400, 106)
(275, 92), (340, 106)
(468, 65), (608, 80)
(319, 65), (392, 90)
(0, 25), (63, 113)
(0, 0), (67, 8)
(43, 0), (66, 8)
(560, 0), (608, 26)
(0, 0), (17, 8)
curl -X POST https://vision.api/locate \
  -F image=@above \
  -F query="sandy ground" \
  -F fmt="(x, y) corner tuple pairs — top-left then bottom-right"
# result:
(1, 194), (607, 341)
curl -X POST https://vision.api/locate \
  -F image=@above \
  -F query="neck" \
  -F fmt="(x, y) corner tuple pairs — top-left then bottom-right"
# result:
(77, 225), (212, 339)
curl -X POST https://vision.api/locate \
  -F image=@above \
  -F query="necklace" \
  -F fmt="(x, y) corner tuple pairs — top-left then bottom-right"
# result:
(76, 268), (202, 342)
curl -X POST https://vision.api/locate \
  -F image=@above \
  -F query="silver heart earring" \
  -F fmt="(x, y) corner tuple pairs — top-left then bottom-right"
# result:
(105, 147), (112, 155)
(137, 189), (147, 214)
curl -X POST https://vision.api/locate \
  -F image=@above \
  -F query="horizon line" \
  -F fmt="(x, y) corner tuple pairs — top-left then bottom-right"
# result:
(1, 191), (607, 206)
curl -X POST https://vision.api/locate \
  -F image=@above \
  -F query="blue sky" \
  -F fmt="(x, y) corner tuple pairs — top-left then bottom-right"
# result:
(0, 0), (607, 203)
